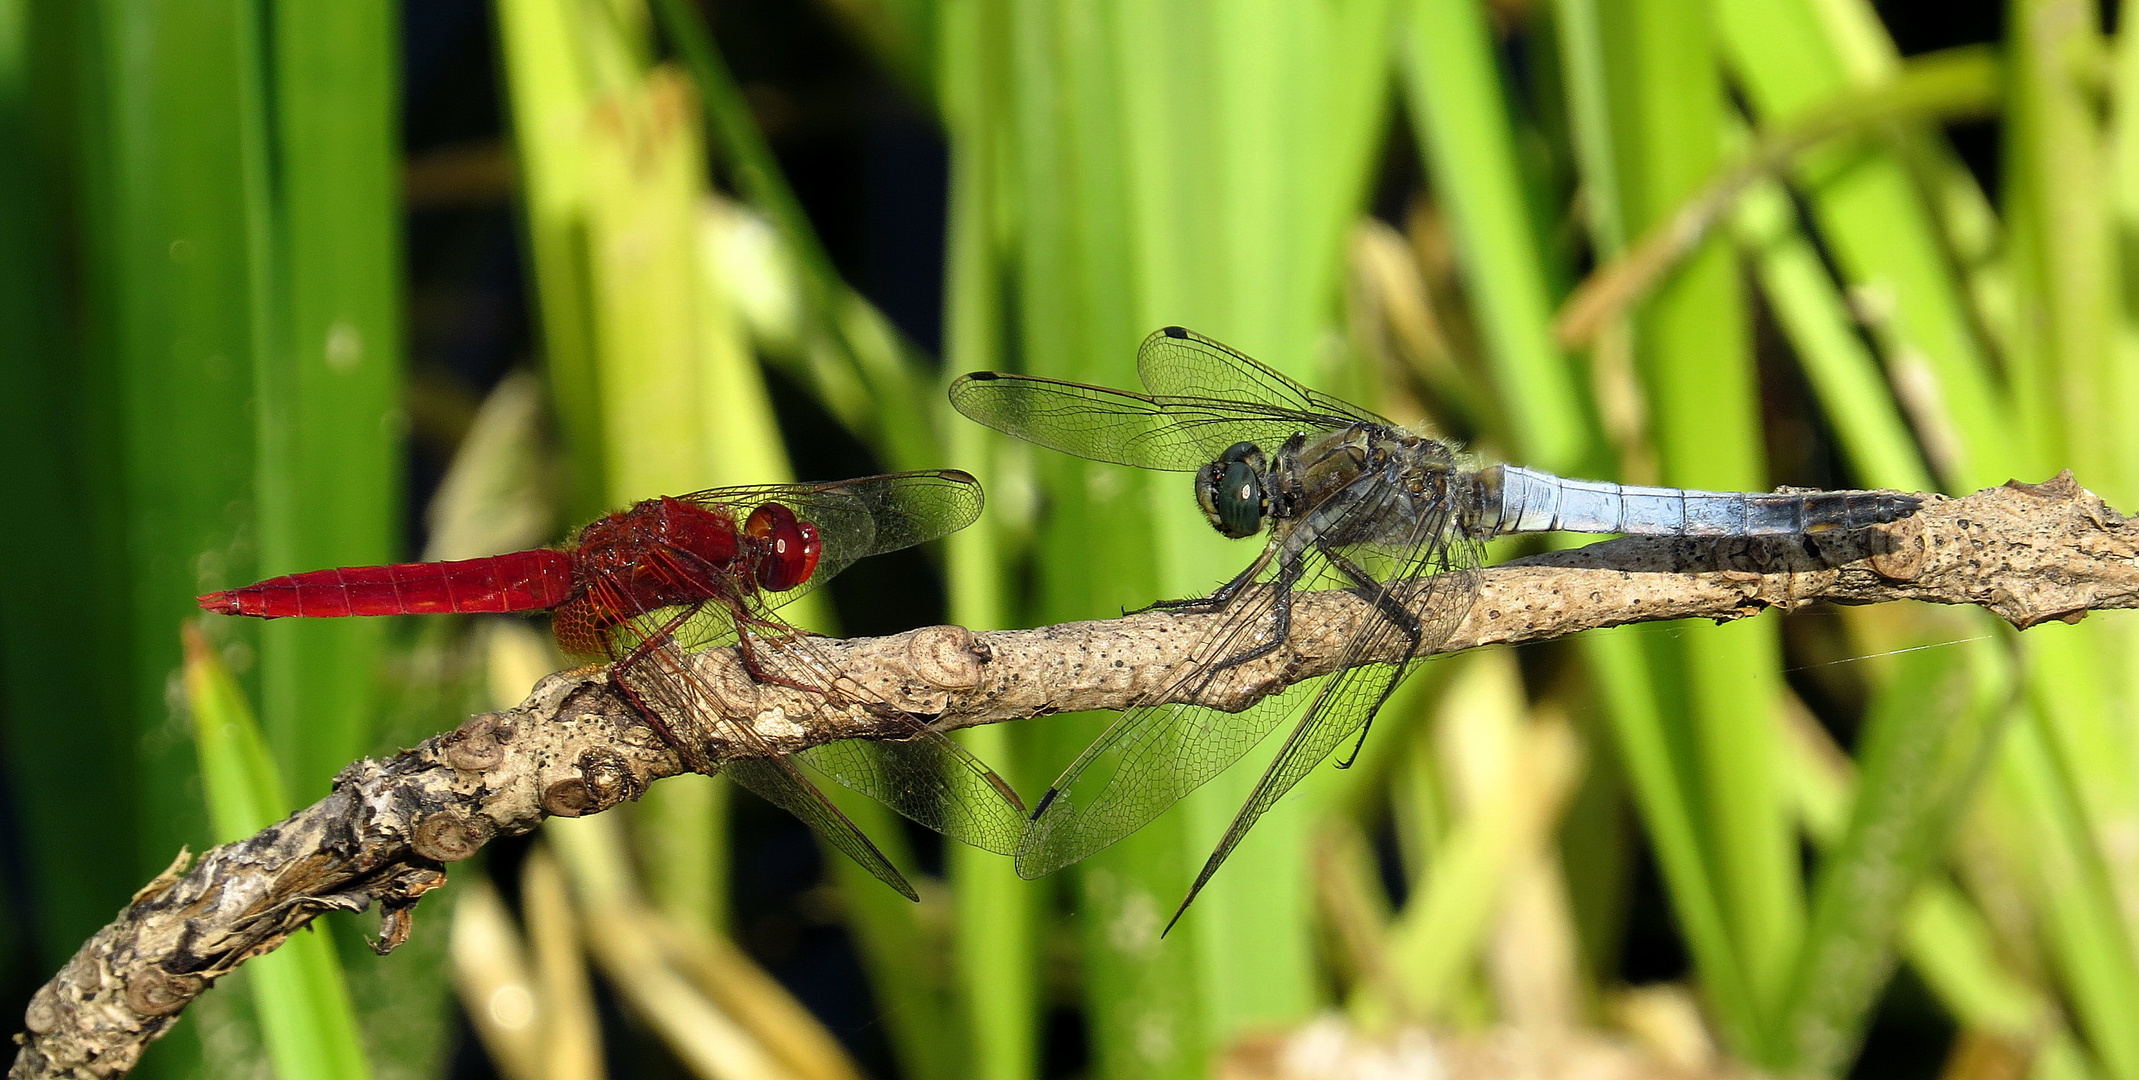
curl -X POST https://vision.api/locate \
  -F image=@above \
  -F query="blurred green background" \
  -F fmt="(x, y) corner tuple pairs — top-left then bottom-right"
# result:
(2, 0), (2135, 1078)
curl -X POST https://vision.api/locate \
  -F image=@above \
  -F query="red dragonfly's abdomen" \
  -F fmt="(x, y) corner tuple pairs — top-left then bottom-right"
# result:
(197, 550), (576, 619)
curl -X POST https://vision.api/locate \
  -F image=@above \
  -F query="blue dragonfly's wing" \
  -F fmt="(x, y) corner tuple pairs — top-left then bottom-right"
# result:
(1015, 469), (1483, 909)
(951, 369), (1342, 471)
(1158, 481), (1481, 929)
(1134, 326), (1389, 428)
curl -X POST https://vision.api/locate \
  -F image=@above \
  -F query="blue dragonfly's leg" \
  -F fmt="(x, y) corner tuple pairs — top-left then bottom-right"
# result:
(1142, 594), (1218, 612)
(1195, 554), (1309, 674)
(1324, 549), (1423, 644)
(1318, 547), (1421, 769)
(1133, 539), (1280, 615)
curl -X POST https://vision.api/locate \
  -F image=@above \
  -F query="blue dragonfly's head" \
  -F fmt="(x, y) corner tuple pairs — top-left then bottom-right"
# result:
(1196, 441), (1270, 539)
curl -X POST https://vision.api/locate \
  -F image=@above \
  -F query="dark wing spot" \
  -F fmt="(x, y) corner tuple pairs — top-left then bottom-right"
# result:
(1162, 325), (1189, 339)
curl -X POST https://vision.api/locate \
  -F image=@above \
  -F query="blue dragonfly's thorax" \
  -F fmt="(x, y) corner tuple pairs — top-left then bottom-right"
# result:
(1235, 423), (1484, 550)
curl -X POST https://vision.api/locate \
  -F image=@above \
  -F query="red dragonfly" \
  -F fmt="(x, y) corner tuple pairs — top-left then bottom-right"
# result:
(199, 470), (1021, 899)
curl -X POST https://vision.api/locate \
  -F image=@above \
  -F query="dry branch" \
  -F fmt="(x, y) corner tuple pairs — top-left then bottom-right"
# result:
(13, 472), (2137, 1079)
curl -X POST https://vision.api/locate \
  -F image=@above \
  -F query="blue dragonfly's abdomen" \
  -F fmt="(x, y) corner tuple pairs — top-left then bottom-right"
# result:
(1483, 465), (1923, 538)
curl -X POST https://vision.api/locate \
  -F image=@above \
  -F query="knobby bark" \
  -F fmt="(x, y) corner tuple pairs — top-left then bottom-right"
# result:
(13, 473), (2137, 1078)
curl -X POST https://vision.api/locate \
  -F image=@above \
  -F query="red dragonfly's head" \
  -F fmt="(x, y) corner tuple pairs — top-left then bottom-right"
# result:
(744, 501), (822, 592)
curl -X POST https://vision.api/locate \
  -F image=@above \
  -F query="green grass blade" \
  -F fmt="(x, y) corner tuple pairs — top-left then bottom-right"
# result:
(1598, 0), (1793, 1060)
(578, 69), (716, 500)
(1456, 0), (1773, 1054)
(92, 0), (265, 909)
(1404, 0), (1589, 473)
(0, 2), (408, 1074)
(2004, 18), (2139, 1080)
(652, 0), (942, 475)
(3, 9), (298, 1077)
(1995, 705), (2139, 1080)
(255, 0), (402, 798)
(1021, 2), (1201, 1071)
(1553, 0), (1628, 257)
(1406, 0), (1708, 1040)
(494, 0), (608, 520)
(0, 0), (59, 1014)
(1544, 6), (1750, 1032)
(1110, 0), (1403, 1049)
(940, 0), (1039, 1074)
(2002, 8), (2139, 1039)
(1778, 640), (2010, 1073)
(2002, 30), (2139, 1072)
(1782, 690), (2081, 1069)
(2108, 8), (2139, 504)
(2006, 0), (2124, 504)
(184, 627), (291, 852)
(1715, 0), (2027, 491)
(1730, 170), (1936, 493)
(0, 0), (172, 980)
(185, 629), (373, 1080)
(1128, 0), (1314, 1043)
(1582, 628), (1760, 1048)
(1899, 884), (2054, 1046)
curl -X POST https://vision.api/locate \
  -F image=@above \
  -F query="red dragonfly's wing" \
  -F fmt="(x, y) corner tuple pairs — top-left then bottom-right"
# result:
(605, 592), (1025, 859)
(606, 610), (917, 900)
(722, 612), (1026, 855)
(671, 470), (984, 611)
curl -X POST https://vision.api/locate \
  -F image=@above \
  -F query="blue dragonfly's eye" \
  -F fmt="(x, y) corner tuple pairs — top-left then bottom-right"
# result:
(1197, 442), (1267, 538)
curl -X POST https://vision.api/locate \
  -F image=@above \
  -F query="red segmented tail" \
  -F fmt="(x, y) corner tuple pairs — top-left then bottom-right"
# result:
(198, 550), (576, 618)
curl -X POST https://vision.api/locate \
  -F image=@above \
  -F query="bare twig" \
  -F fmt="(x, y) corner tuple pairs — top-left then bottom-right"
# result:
(13, 473), (2136, 1079)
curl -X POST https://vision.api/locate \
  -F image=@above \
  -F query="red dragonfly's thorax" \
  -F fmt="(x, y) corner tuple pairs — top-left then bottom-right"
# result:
(571, 498), (744, 618)
(566, 497), (823, 630)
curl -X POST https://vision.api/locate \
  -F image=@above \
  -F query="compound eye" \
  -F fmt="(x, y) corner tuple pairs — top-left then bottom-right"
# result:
(1205, 460), (1266, 538)
(746, 503), (824, 592)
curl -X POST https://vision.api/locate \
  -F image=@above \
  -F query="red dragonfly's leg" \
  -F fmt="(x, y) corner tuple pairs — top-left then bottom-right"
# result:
(732, 616), (840, 698)
(600, 605), (721, 774)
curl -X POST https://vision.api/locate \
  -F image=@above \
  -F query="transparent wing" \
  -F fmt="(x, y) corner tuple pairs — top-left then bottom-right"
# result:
(724, 757), (918, 900)
(949, 371), (1324, 472)
(678, 470), (984, 606)
(598, 547), (1027, 856)
(1013, 572), (1313, 878)
(1160, 488), (1482, 927)
(736, 623), (1029, 855)
(1015, 476), (1480, 881)
(1134, 326), (1388, 427)
(1018, 474), (1471, 881)
(609, 607), (919, 900)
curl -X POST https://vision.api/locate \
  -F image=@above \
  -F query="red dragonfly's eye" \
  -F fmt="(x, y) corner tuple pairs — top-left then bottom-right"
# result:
(746, 502), (823, 592)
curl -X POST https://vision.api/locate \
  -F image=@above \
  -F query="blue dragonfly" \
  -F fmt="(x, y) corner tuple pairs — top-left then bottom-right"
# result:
(951, 325), (1923, 927)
